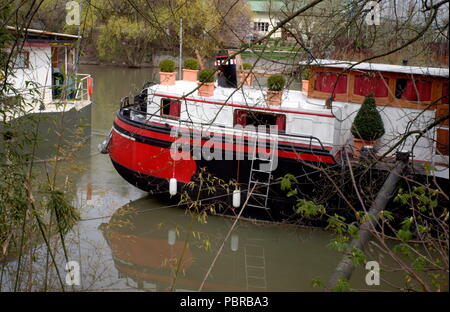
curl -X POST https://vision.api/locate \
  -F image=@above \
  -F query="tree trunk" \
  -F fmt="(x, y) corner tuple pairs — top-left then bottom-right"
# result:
(326, 155), (409, 290)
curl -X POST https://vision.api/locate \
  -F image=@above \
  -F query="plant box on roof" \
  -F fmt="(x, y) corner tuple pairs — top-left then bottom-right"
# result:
(159, 59), (176, 85)
(183, 58), (199, 82)
(266, 74), (285, 106)
(197, 69), (215, 97)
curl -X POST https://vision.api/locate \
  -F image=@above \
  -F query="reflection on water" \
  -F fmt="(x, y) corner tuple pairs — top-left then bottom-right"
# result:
(7, 65), (403, 292)
(100, 197), (342, 291)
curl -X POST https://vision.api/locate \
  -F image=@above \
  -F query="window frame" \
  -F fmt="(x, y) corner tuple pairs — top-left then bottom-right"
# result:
(160, 98), (181, 120)
(233, 109), (286, 133)
(254, 22), (269, 32)
(394, 77), (432, 102)
(13, 51), (29, 69)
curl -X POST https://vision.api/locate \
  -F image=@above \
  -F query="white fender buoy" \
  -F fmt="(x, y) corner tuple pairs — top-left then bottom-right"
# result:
(168, 229), (176, 246)
(232, 189), (241, 208)
(231, 234), (239, 252)
(169, 178), (177, 195)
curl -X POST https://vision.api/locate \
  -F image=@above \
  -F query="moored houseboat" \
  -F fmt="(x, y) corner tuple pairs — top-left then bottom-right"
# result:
(104, 56), (448, 212)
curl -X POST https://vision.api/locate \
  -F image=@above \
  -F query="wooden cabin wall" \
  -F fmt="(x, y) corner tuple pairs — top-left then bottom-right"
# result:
(307, 66), (449, 156)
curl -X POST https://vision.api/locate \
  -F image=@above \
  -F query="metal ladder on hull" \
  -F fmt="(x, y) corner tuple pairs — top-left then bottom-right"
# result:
(246, 133), (276, 210)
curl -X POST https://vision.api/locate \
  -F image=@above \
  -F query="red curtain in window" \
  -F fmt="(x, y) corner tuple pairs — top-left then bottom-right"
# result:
(234, 111), (247, 126)
(442, 82), (449, 104)
(354, 76), (389, 97)
(169, 101), (181, 117)
(402, 79), (431, 101)
(314, 72), (347, 94)
(276, 115), (286, 131)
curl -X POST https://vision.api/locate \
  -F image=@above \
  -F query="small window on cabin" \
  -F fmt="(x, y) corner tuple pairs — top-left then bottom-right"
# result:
(13, 51), (29, 69)
(354, 75), (389, 98)
(160, 98), (181, 119)
(442, 82), (449, 104)
(314, 72), (347, 94)
(395, 78), (431, 101)
(233, 110), (286, 133)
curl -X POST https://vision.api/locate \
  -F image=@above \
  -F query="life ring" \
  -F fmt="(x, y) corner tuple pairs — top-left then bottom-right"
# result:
(87, 76), (93, 97)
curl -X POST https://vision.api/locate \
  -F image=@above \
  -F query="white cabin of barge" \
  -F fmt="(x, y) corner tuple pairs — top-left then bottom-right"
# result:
(142, 59), (448, 178)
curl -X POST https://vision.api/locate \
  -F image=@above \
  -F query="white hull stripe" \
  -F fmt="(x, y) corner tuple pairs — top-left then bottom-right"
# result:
(113, 127), (135, 141)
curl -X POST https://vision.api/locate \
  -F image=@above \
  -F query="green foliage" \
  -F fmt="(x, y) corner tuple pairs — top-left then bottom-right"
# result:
(45, 190), (80, 235)
(97, 15), (157, 67)
(311, 277), (324, 288)
(295, 200), (325, 217)
(267, 74), (286, 91)
(242, 63), (252, 70)
(351, 94), (385, 141)
(332, 278), (352, 292)
(183, 58), (199, 70)
(349, 246), (366, 266)
(395, 186), (439, 213)
(198, 69), (215, 83)
(159, 59), (176, 72)
(277, 173), (298, 191)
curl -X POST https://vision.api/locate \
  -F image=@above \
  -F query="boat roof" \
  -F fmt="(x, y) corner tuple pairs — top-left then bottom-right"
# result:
(300, 59), (449, 78)
(149, 80), (333, 116)
(6, 25), (81, 41)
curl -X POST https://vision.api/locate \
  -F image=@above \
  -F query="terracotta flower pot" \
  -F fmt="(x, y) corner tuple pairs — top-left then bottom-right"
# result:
(198, 82), (215, 97)
(353, 138), (376, 159)
(238, 71), (253, 86)
(302, 80), (309, 94)
(160, 72), (176, 85)
(183, 69), (198, 82)
(266, 90), (282, 106)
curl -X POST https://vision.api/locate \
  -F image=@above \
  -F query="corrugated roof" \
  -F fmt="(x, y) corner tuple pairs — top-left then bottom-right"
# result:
(299, 59), (449, 78)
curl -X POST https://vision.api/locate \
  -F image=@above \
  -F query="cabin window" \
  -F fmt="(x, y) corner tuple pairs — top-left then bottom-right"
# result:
(160, 98), (181, 119)
(436, 128), (449, 155)
(254, 22), (269, 32)
(234, 110), (286, 132)
(395, 78), (431, 101)
(314, 72), (347, 94)
(13, 51), (29, 69)
(354, 75), (389, 97)
(442, 82), (449, 104)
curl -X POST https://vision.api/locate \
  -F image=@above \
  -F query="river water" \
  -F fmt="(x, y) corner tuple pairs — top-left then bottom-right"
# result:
(10, 65), (405, 292)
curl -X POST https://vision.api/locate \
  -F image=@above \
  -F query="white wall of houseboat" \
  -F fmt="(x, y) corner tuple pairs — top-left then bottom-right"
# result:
(146, 93), (337, 150)
(8, 46), (53, 105)
(335, 102), (438, 162)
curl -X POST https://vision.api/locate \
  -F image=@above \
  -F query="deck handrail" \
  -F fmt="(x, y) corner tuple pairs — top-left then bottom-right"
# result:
(120, 105), (328, 152)
(74, 73), (92, 101)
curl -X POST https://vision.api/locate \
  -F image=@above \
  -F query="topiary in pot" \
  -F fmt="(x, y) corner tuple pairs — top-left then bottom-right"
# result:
(266, 74), (286, 105)
(184, 58), (199, 70)
(159, 59), (176, 85)
(197, 69), (215, 97)
(351, 93), (385, 157)
(183, 58), (199, 82)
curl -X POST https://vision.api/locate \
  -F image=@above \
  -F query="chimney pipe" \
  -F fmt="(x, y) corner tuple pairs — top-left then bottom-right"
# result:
(215, 55), (237, 88)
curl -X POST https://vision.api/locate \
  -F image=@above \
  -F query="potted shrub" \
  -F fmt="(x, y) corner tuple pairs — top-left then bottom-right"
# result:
(351, 93), (385, 158)
(266, 74), (285, 106)
(159, 59), (176, 85)
(238, 63), (254, 86)
(183, 58), (199, 82)
(197, 69), (215, 97)
(301, 68), (310, 94)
